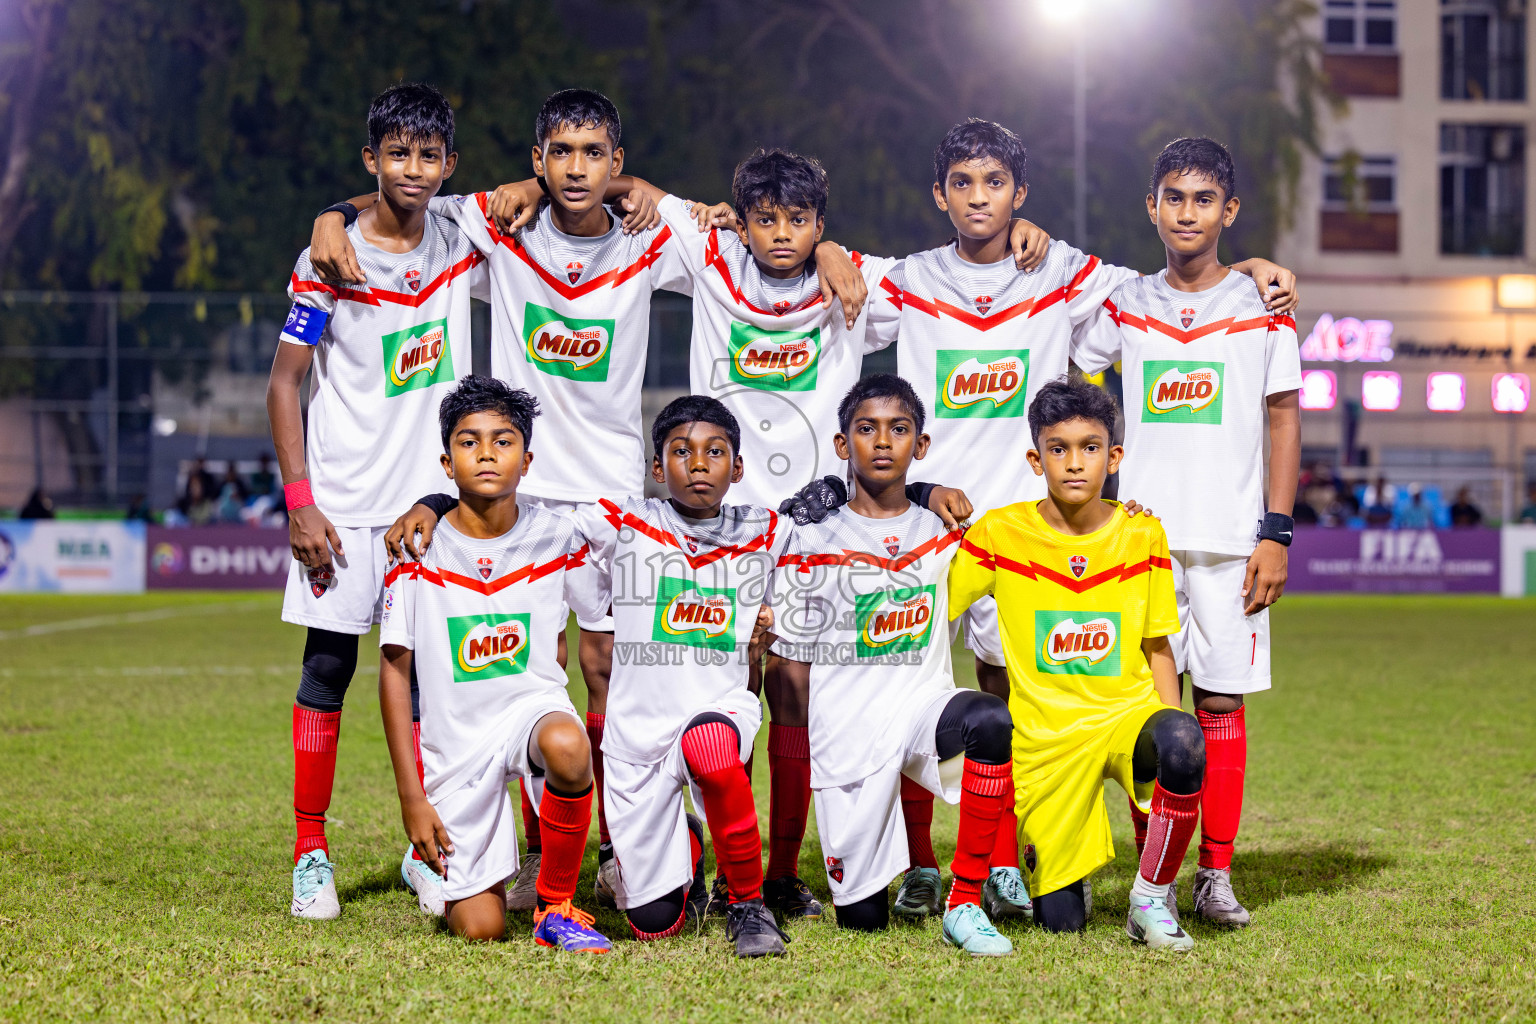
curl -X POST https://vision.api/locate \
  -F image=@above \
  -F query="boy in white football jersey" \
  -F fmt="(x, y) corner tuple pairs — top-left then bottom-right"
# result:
(267, 84), (484, 920)
(1073, 137), (1301, 928)
(771, 375), (1016, 957)
(379, 377), (611, 951)
(568, 395), (787, 957)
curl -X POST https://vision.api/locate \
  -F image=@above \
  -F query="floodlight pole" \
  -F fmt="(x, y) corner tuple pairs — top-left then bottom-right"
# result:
(1073, 25), (1087, 250)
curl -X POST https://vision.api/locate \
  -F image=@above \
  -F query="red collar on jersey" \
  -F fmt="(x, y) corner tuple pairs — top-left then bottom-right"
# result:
(291, 251), (485, 308)
(777, 526), (963, 572)
(474, 192), (672, 300)
(598, 498), (778, 568)
(960, 536), (1171, 593)
(701, 230), (829, 318)
(878, 255), (1100, 332)
(1102, 298), (1296, 344)
(382, 545), (588, 595)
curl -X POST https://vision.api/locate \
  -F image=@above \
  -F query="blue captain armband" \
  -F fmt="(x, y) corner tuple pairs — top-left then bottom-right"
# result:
(280, 303), (330, 346)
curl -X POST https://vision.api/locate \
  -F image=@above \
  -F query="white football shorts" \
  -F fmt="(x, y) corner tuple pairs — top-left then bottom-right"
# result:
(1169, 549), (1272, 695)
(948, 595), (1006, 668)
(812, 688), (965, 906)
(603, 689), (762, 910)
(428, 693), (580, 903)
(280, 525), (391, 635)
(523, 494), (615, 632)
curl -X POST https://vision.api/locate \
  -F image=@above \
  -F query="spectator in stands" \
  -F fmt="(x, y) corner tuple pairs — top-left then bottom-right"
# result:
(18, 488), (54, 519)
(125, 494), (154, 523)
(186, 458), (218, 504)
(249, 452), (278, 499)
(1448, 488), (1482, 528)
(1521, 483), (1536, 524)
(1364, 478), (1394, 528)
(1302, 461), (1346, 526)
(178, 473), (215, 526)
(1395, 485), (1432, 530)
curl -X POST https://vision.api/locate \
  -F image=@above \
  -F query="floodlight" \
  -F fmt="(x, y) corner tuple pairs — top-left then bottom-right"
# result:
(1496, 274), (1536, 310)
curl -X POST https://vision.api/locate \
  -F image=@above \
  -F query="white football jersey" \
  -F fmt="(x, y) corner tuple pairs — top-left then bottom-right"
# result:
(282, 215), (485, 526)
(431, 194), (694, 502)
(378, 508), (609, 798)
(657, 195), (899, 506)
(772, 504), (963, 788)
(572, 496), (786, 765)
(866, 241), (1136, 516)
(1073, 270), (1302, 556)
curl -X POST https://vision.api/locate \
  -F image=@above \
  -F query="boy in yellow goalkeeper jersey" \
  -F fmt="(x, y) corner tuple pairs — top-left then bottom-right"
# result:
(948, 376), (1205, 951)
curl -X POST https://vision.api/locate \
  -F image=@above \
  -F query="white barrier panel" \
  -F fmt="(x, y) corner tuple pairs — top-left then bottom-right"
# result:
(1500, 524), (1536, 598)
(0, 520), (146, 593)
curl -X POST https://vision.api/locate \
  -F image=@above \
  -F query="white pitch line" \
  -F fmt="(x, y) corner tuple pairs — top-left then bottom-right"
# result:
(0, 600), (270, 642)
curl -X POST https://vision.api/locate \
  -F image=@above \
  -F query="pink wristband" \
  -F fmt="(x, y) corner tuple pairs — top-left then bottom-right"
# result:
(284, 479), (315, 511)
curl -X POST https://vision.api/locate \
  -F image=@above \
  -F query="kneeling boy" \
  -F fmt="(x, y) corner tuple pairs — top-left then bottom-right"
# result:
(948, 377), (1206, 951)
(772, 375), (1015, 956)
(378, 377), (610, 950)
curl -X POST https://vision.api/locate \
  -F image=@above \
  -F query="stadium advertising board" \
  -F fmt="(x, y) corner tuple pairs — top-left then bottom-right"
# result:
(1289, 529), (1500, 593)
(0, 521), (146, 593)
(146, 526), (289, 589)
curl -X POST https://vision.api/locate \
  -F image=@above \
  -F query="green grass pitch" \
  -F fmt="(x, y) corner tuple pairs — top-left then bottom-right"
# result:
(2, 592), (1533, 1022)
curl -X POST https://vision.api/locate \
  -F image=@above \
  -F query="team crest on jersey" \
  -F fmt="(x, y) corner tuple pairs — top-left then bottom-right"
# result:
(565, 261), (583, 285)
(1035, 611), (1121, 676)
(826, 856), (844, 884)
(855, 585), (936, 658)
(448, 613), (531, 682)
(523, 302), (614, 382)
(1069, 554), (1088, 579)
(728, 323), (821, 391)
(1142, 360), (1225, 424)
(652, 578), (737, 650)
(974, 295), (993, 315)
(883, 535), (901, 557)
(475, 556), (494, 580)
(381, 318), (454, 397)
(772, 300), (792, 314)
(683, 534), (700, 554)
(1180, 307), (1196, 329)
(307, 565), (335, 598)
(936, 349), (1029, 419)
(405, 268), (422, 293)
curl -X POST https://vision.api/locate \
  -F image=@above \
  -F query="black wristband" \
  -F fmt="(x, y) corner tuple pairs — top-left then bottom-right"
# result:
(1257, 511), (1295, 547)
(906, 482), (938, 509)
(416, 493), (458, 519)
(319, 202), (360, 227)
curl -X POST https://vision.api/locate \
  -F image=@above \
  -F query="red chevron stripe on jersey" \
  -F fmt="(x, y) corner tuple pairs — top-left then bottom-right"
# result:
(472, 192), (673, 300)
(383, 545), (589, 595)
(879, 255), (1102, 332)
(290, 252), (484, 308)
(597, 498), (778, 567)
(1103, 299), (1297, 345)
(778, 527), (963, 572)
(702, 230), (824, 317)
(958, 538), (1170, 593)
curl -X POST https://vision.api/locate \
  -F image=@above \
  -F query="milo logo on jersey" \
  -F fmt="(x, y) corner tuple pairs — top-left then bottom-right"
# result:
(935, 349), (1029, 418)
(728, 324), (820, 391)
(382, 318), (454, 396)
(448, 613), (531, 682)
(523, 302), (614, 382)
(1142, 360), (1225, 424)
(1034, 611), (1121, 676)
(652, 577), (737, 651)
(855, 585), (936, 657)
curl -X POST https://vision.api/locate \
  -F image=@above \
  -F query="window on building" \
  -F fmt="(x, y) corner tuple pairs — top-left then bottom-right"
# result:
(1440, 124), (1526, 255)
(1442, 1), (1527, 101)
(1325, 0), (1398, 52)
(1324, 156), (1397, 210)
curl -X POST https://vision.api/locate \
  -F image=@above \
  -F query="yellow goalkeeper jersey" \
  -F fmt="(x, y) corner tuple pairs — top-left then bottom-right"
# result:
(948, 500), (1180, 770)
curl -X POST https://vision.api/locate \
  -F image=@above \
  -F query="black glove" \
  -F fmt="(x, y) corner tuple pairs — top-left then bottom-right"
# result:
(415, 492), (458, 520)
(777, 475), (848, 525)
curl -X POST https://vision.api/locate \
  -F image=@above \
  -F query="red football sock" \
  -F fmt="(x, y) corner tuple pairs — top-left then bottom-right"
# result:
(520, 786), (542, 855)
(991, 803), (1020, 870)
(629, 909), (685, 941)
(1139, 782), (1202, 886)
(410, 721), (426, 861)
(900, 776), (938, 870)
(585, 712), (609, 845)
(681, 721), (762, 903)
(534, 784), (591, 906)
(947, 760), (1011, 910)
(292, 705), (341, 863)
(1197, 707), (1247, 870)
(1129, 798), (1149, 859)
(765, 724), (811, 880)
